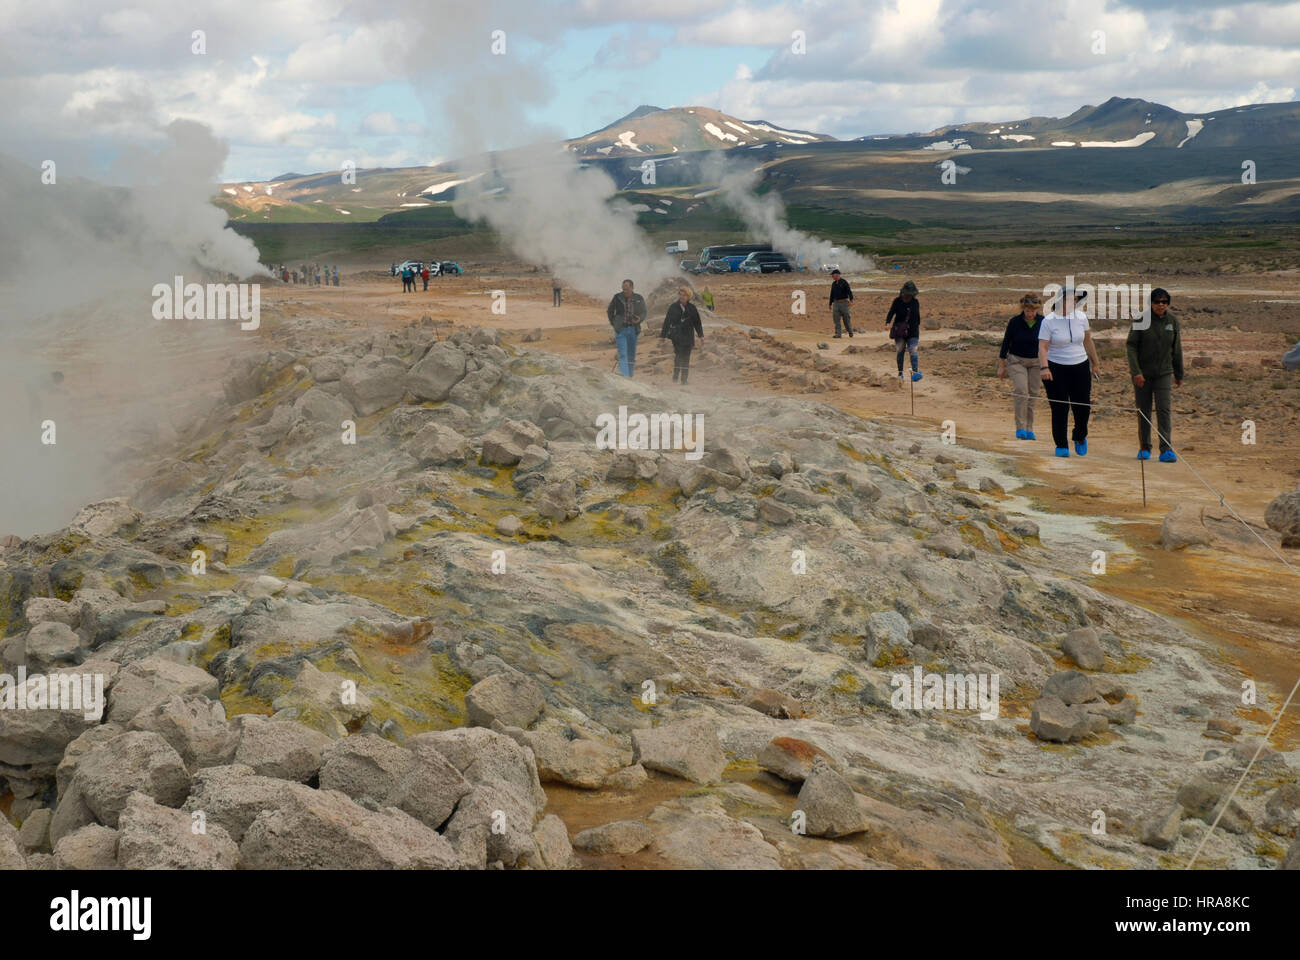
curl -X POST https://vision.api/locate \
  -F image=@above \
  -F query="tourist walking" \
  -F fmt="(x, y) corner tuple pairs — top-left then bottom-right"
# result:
(606, 279), (646, 377)
(828, 269), (854, 338)
(660, 286), (704, 385)
(1039, 283), (1102, 457)
(1126, 287), (1183, 462)
(999, 293), (1044, 439)
(886, 280), (922, 381)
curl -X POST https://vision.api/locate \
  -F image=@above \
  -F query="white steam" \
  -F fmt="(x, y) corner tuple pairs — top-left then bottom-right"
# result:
(707, 155), (873, 272)
(0, 120), (267, 535)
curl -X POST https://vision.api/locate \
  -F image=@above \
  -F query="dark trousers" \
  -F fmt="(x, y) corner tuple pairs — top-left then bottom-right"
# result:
(553, 289), (561, 306)
(1044, 359), (1091, 448)
(1135, 372), (1173, 453)
(671, 343), (693, 384)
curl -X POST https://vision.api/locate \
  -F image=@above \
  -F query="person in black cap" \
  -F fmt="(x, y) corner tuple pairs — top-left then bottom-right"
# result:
(886, 280), (922, 381)
(1038, 283), (1102, 457)
(1126, 287), (1183, 462)
(828, 269), (854, 338)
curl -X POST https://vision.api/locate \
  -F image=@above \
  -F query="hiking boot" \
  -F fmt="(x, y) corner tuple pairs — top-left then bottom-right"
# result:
(833, 333), (842, 339)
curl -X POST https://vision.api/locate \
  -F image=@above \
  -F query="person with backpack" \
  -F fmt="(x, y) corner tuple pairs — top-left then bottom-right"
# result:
(606, 279), (646, 377)
(1039, 283), (1103, 457)
(886, 280), (922, 381)
(998, 293), (1044, 439)
(1126, 287), (1183, 462)
(660, 286), (705, 385)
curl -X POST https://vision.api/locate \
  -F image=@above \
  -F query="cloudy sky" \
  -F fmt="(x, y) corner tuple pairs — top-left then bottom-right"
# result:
(2, 0), (1298, 183)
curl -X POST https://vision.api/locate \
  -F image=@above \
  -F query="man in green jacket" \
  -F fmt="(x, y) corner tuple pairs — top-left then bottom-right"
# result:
(1127, 287), (1184, 462)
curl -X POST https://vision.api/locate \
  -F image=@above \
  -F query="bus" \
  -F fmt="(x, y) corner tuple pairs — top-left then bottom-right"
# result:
(697, 243), (772, 270)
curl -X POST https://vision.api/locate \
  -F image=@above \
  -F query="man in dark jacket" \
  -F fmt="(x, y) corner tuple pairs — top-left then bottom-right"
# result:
(1127, 287), (1183, 462)
(828, 269), (854, 338)
(660, 286), (705, 385)
(607, 279), (647, 377)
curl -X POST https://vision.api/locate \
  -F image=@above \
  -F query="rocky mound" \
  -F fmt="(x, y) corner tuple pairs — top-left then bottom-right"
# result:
(2, 316), (1296, 870)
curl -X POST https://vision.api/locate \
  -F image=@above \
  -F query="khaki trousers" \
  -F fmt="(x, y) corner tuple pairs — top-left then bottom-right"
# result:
(1006, 355), (1039, 432)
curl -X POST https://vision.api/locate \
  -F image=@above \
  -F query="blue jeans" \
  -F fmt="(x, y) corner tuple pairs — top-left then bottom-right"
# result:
(616, 325), (639, 377)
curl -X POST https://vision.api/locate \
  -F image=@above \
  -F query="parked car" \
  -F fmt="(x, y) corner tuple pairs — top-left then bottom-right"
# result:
(739, 252), (794, 274)
(439, 261), (462, 276)
(426, 260), (441, 277)
(679, 259), (698, 273)
(396, 259), (424, 274)
(708, 255), (749, 273)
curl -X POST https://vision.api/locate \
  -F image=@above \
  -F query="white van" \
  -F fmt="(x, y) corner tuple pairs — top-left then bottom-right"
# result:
(664, 240), (688, 254)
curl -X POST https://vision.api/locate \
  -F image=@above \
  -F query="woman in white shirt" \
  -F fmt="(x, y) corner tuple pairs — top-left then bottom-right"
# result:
(1038, 285), (1103, 457)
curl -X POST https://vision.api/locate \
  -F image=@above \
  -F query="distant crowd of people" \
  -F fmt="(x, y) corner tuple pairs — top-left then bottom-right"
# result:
(275, 263), (339, 286)
(605, 272), (1187, 461)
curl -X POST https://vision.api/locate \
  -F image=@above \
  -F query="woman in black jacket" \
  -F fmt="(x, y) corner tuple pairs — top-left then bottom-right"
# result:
(885, 280), (922, 381)
(660, 286), (705, 385)
(998, 293), (1045, 440)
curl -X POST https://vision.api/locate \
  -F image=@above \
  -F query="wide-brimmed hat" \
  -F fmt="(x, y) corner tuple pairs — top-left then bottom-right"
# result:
(1060, 282), (1088, 300)
(901, 280), (918, 295)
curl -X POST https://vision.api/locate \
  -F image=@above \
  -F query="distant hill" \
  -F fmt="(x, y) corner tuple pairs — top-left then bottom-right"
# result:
(213, 95), (1300, 229)
(857, 96), (1300, 151)
(566, 104), (834, 158)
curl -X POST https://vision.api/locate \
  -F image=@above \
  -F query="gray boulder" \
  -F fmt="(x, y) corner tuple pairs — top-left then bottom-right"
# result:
(465, 672), (545, 729)
(1030, 695), (1095, 743)
(631, 718), (727, 784)
(127, 695), (239, 769)
(1041, 670), (1097, 706)
(341, 355), (408, 415)
(24, 621), (84, 672)
(1140, 803), (1183, 850)
(232, 715), (332, 782)
(52, 824), (119, 870)
(107, 657), (219, 723)
(239, 788), (462, 869)
(117, 791), (238, 869)
(795, 757), (868, 838)
(72, 731), (191, 827)
(406, 343), (467, 401)
(573, 820), (653, 855)
(182, 765), (305, 843)
(410, 422), (471, 465)
(1062, 627), (1105, 670)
